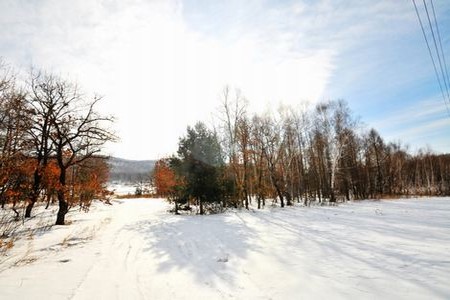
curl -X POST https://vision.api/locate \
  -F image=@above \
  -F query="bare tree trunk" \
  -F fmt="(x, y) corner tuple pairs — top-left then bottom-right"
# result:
(45, 193), (52, 209)
(199, 198), (204, 215)
(174, 201), (179, 215)
(12, 202), (20, 221)
(56, 194), (68, 225)
(56, 164), (68, 225)
(25, 169), (42, 218)
(24, 201), (35, 218)
(272, 175), (285, 208)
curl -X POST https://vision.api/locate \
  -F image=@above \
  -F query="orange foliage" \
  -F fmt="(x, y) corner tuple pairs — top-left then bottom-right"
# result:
(0, 155), (35, 205)
(68, 157), (110, 208)
(42, 160), (61, 191)
(153, 158), (177, 197)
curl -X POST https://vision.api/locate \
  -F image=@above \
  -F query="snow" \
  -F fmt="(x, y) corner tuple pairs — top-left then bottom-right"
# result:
(1, 197), (449, 299)
(108, 182), (137, 196)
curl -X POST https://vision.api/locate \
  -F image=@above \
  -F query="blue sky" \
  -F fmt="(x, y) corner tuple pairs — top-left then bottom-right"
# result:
(0, 0), (449, 159)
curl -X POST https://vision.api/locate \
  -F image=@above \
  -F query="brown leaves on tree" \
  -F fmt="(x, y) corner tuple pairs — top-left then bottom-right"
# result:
(152, 158), (177, 198)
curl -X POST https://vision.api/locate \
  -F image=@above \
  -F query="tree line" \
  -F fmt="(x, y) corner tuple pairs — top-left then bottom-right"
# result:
(0, 60), (115, 225)
(153, 87), (450, 214)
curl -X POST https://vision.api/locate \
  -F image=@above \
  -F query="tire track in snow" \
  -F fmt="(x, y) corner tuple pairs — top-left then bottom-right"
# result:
(70, 202), (160, 300)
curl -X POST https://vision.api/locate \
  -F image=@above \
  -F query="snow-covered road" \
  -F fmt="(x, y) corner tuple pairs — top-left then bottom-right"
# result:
(1, 198), (449, 299)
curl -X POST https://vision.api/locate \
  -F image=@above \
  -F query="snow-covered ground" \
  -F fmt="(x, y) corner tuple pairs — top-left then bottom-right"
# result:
(108, 182), (137, 196)
(1, 197), (449, 299)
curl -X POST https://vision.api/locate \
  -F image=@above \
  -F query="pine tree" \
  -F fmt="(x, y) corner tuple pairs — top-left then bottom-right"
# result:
(176, 122), (224, 214)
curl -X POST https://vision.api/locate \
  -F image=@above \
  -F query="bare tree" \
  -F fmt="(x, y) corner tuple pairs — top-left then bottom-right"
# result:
(236, 115), (252, 209)
(24, 71), (61, 217)
(218, 86), (249, 208)
(250, 115), (269, 209)
(31, 75), (117, 225)
(259, 114), (286, 207)
(0, 61), (30, 210)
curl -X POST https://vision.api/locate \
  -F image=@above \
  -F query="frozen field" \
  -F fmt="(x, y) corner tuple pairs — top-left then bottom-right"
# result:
(0, 197), (449, 299)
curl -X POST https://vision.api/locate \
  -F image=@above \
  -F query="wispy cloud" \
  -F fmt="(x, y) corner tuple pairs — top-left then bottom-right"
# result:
(0, 0), (448, 158)
(0, 0), (335, 158)
(367, 97), (450, 153)
(371, 98), (448, 130)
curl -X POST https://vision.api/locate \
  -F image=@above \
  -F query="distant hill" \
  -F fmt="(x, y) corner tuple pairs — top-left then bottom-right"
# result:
(107, 157), (156, 183)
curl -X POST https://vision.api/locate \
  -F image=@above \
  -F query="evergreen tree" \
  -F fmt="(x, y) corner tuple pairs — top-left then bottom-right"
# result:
(177, 122), (224, 214)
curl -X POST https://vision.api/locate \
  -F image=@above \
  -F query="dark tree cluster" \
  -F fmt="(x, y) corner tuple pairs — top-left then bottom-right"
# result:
(161, 122), (230, 214)
(0, 60), (116, 226)
(153, 88), (450, 214)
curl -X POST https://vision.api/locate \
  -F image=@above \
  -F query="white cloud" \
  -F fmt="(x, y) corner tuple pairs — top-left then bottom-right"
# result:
(367, 97), (450, 153)
(1, 0), (446, 158)
(0, 0), (337, 159)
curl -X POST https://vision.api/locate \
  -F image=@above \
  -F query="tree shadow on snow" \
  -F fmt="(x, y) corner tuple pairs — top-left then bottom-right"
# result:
(123, 211), (261, 289)
(255, 206), (450, 299)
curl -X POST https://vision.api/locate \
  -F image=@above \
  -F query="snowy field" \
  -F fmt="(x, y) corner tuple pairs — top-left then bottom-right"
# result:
(0, 197), (449, 299)
(108, 182), (138, 196)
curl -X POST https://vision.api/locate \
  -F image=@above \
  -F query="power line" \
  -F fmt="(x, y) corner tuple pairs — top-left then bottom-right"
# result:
(412, 0), (450, 117)
(430, 0), (450, 94)
(423, 0), (450, 99)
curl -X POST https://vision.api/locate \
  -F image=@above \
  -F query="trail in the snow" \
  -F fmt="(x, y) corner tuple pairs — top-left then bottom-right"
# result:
(69, 200), (165, 300)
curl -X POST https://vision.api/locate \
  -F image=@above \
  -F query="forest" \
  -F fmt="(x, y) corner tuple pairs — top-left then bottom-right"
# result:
(153, 88), (450, 214)
(1, 59), (450, 223)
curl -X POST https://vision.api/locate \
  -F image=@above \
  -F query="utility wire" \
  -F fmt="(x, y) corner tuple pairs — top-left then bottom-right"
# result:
(423, 0), (450, 99)
(430, 0), (450, 94)
(412, 0), (450, 117)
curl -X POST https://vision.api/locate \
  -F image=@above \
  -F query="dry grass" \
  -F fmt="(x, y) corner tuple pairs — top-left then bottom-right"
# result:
(0, 239), (14, 251)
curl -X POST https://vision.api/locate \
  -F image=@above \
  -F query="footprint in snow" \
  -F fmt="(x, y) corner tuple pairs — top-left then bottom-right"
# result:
(217, 255), (229, 263)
